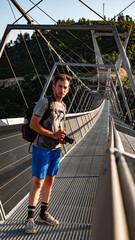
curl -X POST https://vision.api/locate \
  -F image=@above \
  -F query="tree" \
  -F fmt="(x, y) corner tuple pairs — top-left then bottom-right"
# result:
(118, 14), (124, 22)
(14, 33), (23, 45)
(125, 15), (132, 21)
(7, 40), (14, 48)
(23, 32), (30, 41)
(14, 33), (30, 45)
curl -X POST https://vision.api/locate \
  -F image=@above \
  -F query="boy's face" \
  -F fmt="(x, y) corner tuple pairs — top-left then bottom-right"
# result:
(53, 79), (70, 101)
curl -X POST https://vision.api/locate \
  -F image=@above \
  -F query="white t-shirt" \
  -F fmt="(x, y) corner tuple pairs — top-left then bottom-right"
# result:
(33, 95), (66, 150)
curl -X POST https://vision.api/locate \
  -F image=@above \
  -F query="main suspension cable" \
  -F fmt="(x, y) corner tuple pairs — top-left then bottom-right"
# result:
(26, 2), (110, 86)
(111, 1), (135, 21)
(8, 0), (107, 93)
(78, 0), (110, 24)
(25, 10), (92, 75)
(7, 0), (44, 90)
(28, 0), (115, 66)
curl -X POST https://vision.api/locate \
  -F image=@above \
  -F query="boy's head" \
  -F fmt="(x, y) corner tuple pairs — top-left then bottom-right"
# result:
(53, 74), (71, 101)
(53, 74), (71, 85)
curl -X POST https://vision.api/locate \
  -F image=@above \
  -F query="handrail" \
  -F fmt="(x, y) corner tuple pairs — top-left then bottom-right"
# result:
(110, 121), (130, 240)
(90, 119), (131, 240)
(113, 124), (135, 240)
(0, 104), (103, 127)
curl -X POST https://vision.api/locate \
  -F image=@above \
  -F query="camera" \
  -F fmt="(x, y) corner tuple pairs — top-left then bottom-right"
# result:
(64, 135), (74, 144)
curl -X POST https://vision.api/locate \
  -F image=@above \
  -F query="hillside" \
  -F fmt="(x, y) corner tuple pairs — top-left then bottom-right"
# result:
(0, 17), (135, 79)
(0, 17), (135, 119)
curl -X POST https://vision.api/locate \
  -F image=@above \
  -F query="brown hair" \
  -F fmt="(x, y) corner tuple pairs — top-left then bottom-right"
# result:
(54, 74), (71, 85)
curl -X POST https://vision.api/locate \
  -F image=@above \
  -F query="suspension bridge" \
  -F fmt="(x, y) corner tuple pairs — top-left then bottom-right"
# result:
(0, 1), (135, 240)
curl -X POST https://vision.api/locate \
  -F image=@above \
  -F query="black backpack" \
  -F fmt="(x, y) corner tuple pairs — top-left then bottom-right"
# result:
(21, 96), (52, 144)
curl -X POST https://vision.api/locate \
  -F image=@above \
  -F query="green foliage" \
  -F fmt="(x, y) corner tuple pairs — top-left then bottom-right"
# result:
(58, 43), (66, 49)
(130, 109), (135, 118)
(0, 17), (135, 118)
(0, 18), (134, 79)
(0, 74), (46, 118)
(81, 59), (87, 63)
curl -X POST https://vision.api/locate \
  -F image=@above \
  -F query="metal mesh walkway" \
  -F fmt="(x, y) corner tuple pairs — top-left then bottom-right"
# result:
(1, 102), (109, 240)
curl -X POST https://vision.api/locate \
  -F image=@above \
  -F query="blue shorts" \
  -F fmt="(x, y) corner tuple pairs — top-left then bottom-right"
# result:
(32, 145), (61, 179)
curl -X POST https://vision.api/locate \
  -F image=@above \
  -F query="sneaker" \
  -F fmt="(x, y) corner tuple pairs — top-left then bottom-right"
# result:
(25, 218), (37, 234)
(37, 211), (59, 226)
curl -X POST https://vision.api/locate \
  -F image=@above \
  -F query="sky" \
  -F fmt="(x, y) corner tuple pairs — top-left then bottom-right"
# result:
(0, 0), (135, 43)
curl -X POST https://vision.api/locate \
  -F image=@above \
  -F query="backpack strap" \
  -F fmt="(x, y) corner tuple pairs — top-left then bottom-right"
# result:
(28, 96), (53, 154)
(59, 100), (67, 131)
(39, 95), (53, 125)
(28, 142), (33, 154)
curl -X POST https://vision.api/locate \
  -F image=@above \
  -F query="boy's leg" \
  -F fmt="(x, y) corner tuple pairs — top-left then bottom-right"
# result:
(25, 176), (44, 234)
(29, 176), (44, 206)
(41, 175), (55, 203)
(38, 175), (59, 225)
(38, 149), (61, 226)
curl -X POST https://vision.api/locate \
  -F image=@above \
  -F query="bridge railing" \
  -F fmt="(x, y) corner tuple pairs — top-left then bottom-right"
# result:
(113, 122), (135, 240)
(0, 101), (104, 223)
(91, 118), (135, 240)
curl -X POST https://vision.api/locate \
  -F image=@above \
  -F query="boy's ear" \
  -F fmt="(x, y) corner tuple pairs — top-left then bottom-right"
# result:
(52, 84), (55, 91)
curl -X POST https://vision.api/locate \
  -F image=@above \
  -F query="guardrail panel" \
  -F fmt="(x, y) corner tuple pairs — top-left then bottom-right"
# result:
(0, 103), (104, 218)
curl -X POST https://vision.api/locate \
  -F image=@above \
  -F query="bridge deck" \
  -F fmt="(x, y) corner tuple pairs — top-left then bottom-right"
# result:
(1, 102), (135, 239)
(1, 102), (135, 240)
(4, 101), (135, 239)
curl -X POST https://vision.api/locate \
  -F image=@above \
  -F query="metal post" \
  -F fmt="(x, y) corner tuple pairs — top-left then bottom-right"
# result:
(84, 95), (92, 111)
(109, 95), (116, 114)
(90, 23), (105, 89)
(111, 89), (119, 116)
(67, 119), (76, 144)
(84, 95), (93, 128)
(76, 117), (83, 138)
(88, 96), (95, 110)
(40, 63), (57, 98)
(0, 26), (11, 58)
(67, 87), (79, 113)
(75, 89), (86, 112)
(112, 26), (135, 97)
(115, 22), (134, 71)
(114, 66), (132, 123)
(108, 68), (123, 118)
(111, 81), (124, 118)
(80, 92), (89, 112)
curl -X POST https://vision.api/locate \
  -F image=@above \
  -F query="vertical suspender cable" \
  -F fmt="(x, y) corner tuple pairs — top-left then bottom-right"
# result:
(21, 34), (44, 89)
(4, 49), (28, 108)
(35, 33), (50, 74)
(7, 0), (44, 90)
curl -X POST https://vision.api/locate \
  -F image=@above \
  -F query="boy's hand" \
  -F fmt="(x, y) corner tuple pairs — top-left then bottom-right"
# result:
(59, 138), (66, 144)
(53, 130), (66, 141)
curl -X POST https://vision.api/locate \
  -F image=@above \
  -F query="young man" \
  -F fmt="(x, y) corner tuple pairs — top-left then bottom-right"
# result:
(25, 74), (71, 234)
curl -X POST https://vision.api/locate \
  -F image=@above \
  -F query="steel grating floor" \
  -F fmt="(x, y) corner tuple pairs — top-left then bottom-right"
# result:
(1, 102), (109, 240)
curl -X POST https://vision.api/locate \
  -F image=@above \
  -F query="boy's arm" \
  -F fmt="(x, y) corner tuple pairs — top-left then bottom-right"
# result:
(30, 114), (66, 141)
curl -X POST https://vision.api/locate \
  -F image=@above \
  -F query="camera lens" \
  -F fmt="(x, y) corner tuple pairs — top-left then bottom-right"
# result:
(64, 135), (74, 144)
